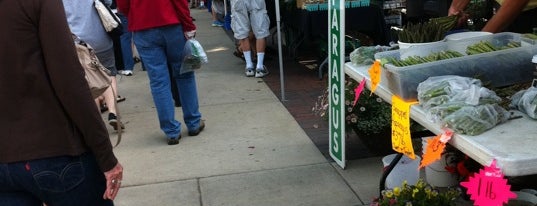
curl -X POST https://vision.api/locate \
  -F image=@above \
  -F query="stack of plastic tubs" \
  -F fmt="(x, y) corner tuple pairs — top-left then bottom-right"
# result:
(374, 32), (537, 101)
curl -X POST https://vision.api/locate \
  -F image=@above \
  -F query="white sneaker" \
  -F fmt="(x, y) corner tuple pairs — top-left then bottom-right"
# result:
(120, 70), (133, 76)
(255, 66), (269, 78)
(245, 67), (254, 77)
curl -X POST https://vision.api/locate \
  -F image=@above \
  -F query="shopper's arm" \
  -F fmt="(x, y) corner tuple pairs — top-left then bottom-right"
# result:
(171, 0), (196, 32)
(482, 0), (529, 33)
(448, 0), (471, 16)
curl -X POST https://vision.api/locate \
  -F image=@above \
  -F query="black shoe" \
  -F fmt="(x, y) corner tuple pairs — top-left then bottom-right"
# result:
(167, 134), (181, 145)
(108, 113), (124, 130)
(116, 95), (126, 103)
(188, 120), (205, 136)
(100, 104), (108, 113)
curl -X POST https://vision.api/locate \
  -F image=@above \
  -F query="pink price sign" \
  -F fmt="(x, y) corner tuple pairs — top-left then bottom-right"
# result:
(460, 160), (517, 206)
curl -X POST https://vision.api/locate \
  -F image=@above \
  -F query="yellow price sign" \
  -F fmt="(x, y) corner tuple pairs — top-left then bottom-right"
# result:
(391, 96), (417, 159)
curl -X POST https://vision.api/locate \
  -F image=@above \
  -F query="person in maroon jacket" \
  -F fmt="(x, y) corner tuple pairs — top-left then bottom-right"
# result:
(117, 0), (205, 145)
(0, 0), (123, 205)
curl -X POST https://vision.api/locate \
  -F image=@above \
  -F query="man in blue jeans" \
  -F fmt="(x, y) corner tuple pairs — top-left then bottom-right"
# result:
(118, 0), (205, 145)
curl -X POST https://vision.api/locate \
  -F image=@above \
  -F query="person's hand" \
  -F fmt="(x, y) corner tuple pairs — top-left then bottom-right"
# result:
(184, 30), (196, 40)
(103, 163), (123, 200)
(448, 10), (469, 28)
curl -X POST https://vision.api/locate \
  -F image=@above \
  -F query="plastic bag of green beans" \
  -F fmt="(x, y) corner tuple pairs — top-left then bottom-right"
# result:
(181, 39), (208, 74)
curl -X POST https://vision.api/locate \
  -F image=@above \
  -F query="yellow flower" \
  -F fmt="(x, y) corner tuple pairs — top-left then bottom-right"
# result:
(385, 190), (394, 198)
(431, 190), (439, 197)
(412, 188), (419, 198)
(416, 179), (427, 189)
(393, 187), (401, 196)
(402, 180), (408, 188)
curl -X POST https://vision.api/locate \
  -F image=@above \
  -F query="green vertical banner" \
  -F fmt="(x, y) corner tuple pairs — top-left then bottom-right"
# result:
(328, 0), (345, 168)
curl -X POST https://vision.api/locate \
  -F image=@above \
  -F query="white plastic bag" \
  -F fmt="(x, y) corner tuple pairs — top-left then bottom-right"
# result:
(349, 45), (394, 66)
(417, 75), (482, 108)
(180, 39), (208, 74)
(510, 87), (537, 119)
(443, 104), (510, 136)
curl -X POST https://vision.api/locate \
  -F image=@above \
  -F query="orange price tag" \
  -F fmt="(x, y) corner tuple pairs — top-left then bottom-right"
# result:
(419, 135), (446, 169)
(368, 60), (381, 93)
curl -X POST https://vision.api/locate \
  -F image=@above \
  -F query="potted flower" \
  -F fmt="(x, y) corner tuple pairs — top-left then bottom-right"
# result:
(372, 179), (463, 206)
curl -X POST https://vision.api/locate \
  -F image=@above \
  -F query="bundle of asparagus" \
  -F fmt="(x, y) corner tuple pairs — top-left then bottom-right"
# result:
(429, 15), (459, 32)
(384, 50), (464, 67)
(466, 40), (521, 55)
(397, 15), (459, 43)
(397, 21), (446, 43)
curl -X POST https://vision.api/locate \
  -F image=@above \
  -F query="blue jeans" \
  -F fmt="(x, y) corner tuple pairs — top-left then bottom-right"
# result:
(118, 13), (134, 71)
(133, 25), (202, 139)
(0, 153), (112, 206)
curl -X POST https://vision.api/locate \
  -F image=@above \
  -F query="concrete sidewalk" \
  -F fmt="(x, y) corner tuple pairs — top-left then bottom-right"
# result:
(111, 9), (383, 206)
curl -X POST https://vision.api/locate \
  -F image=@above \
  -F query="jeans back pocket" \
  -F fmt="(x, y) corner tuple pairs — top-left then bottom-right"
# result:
(33, 157), (85, 193)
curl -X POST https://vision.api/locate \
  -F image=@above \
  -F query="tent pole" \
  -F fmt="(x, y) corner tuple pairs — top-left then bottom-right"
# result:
(275, 0), (286, 101)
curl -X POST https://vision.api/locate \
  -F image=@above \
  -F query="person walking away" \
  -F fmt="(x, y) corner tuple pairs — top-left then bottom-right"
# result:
(211, 0), (225, 27)
(117, 0), (205, 145)
(0, 0), (123, 205)
(230, 0), (270, 78)
(190, 0), (199, 8)
(63, 0), (125, 130)
(109, 0), (135, 76)
(116, 11), (136, 76)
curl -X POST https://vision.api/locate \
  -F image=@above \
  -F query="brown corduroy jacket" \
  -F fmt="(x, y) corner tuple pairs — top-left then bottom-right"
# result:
(0, 0), (118, 172)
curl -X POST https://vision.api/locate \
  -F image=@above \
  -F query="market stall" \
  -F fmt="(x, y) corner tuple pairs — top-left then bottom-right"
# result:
(346, 62), (537, 177)
(282, 1), (388, 57)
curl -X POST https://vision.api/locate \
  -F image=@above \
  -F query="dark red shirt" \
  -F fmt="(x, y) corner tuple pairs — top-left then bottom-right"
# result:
(117, 0), (196, 32)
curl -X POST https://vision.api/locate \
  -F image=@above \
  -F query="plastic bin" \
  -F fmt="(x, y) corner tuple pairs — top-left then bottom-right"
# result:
(446, 32), (520, 54)
(318, 3), (328, 11)
(374, 33), (537, 101)
(384, 14), (402, 26)
(304, 3), (319, 11)
(383, 0), (405, 9)
(522, 36), (537, 46)
(345, 1), (351, 8)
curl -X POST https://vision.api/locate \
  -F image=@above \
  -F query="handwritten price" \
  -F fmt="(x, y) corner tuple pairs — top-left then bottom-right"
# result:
(461, 160), (516, 206)
(477, 179), (496, 200)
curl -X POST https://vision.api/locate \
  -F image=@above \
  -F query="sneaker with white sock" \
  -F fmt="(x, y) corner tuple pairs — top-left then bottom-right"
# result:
(212, 21), (224, 27)
(119, 70), (133, 76)
(245, 67), (255, 77)
(255, 66), (269, 78)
